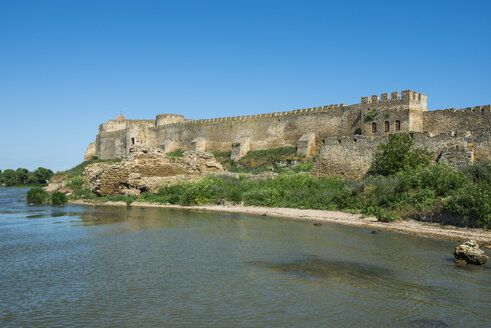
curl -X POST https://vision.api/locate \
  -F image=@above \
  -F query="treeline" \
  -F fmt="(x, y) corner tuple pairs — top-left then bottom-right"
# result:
(0, 167), (54, 186)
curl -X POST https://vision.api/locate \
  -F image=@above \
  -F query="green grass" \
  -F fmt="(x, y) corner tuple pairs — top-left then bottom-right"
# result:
(53, 158), (122, 181)
(213, 147), (313, 174)
(79, 160), (490, 229)
(166, 151), (184, 158)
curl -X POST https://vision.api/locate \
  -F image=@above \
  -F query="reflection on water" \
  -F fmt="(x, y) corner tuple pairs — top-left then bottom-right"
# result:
(0, 188), (490, 327)
(251, 257), (395, 281)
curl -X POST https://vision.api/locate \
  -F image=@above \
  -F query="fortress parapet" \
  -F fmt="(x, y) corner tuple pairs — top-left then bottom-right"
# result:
(361, 90), (427, 109)
(160, 103), (347, 128)
(92, 89), (489, 169)
(432, 104), (491, 113)
(156, 114), (186, 126)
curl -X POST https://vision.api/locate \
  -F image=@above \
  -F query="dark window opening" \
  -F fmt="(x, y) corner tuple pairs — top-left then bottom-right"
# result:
(395, 120), (401, 131)
(384, 121), (389, 132)
(131, 138), (135, 145)
(371, 122), (377, 133)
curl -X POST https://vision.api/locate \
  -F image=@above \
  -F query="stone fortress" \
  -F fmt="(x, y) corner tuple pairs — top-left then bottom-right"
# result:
(85, 90), (490, 178)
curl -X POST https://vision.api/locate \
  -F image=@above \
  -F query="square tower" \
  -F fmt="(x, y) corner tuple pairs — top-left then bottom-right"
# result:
(360, 90), (427, 136)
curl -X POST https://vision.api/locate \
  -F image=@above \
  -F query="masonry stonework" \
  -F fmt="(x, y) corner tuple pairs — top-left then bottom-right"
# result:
(88, 90), (490, 178)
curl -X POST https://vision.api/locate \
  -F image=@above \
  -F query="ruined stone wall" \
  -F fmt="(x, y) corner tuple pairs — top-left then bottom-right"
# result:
(85, 147), (222, 196)
(312, 136), (381, 179)
(313, 131), (491, 178)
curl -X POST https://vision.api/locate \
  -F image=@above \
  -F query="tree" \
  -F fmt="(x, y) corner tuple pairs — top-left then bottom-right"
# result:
(370, 134), (432, 176)
(2, 169), (20, 186)
(16, 168), (29, 185)
(33, 167), (54, 184)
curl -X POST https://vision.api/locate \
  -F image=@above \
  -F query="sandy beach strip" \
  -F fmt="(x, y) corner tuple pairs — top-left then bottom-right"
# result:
(69, 200), (491, 244)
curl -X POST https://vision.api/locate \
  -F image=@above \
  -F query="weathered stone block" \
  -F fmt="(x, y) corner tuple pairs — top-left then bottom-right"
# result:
(231, 137), (251, 161)
(162, 140), (179, 153)
(297, 133), (316, 157)
(191, 137), (206, 152)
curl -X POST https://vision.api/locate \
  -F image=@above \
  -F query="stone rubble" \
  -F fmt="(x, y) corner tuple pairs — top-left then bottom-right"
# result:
(84, 147), (223, 196)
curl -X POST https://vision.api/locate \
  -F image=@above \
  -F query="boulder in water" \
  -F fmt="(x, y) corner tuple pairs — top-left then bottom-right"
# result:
(453, 240), (488, 265)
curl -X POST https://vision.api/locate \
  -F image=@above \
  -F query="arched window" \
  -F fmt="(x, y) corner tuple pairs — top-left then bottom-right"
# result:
(371, 122), (377, 133)
(395, 120), (401, 131)
(384, 121), (390, 132)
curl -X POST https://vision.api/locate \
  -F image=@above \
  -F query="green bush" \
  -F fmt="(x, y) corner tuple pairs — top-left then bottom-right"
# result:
(445, 184), (490, 228)
(418, 162), (468, 196)
(370, 134), (431, 176)
(364, 110), (378, 122)
(70, 188), (96, 200)
(376, 208), (402, 222)
(26, 188), (50, 205)
(68, 176), (84, 189)
(51, 192), (68, 206)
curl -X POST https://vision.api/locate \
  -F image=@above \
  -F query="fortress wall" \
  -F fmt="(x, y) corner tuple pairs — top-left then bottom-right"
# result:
(312, 136), (382, 179)
(423, 105), (491, 135)
(313, 132), (489, 178)
(96, 130), (127, 159)
(156, 105), (358, 153)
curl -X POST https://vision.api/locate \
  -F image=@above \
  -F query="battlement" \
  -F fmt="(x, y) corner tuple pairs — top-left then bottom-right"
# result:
(432, 104), (491, 113)
(361, 90), (427, 105)
(156, 114), (186, 126)
(100, 119), (155, 132)
(161, 103), (347, 128)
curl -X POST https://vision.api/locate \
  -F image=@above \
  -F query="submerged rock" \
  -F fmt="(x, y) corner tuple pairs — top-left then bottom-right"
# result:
(453, 240), (488, 265)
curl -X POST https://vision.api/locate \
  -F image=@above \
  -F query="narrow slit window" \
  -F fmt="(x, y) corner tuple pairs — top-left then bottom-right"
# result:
(371, 122), (377, 133)
(395, 120), (401, 131)
(385, 121), (389, 132)
(131, 138), (135, 145)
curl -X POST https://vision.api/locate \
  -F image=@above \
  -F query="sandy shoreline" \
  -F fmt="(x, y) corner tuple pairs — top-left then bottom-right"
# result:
(69, 199), (491, 244)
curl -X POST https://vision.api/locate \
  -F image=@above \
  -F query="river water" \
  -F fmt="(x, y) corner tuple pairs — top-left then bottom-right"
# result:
(0, 188), (489, 327)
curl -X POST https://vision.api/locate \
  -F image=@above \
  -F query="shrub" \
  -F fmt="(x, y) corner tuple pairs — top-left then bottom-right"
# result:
(376, 208), (402, 222)
(418, 162), (468, 196)
(26, 188), (50, 205)
(370, 134), (431, 176)
(445, 184), (491, 228)
(51, 192), (68, 206)
(364, 110), (378, 122)
(70, 188), (96, 200)
(68, 176), (84, 189)
(464, 160), (491, 185)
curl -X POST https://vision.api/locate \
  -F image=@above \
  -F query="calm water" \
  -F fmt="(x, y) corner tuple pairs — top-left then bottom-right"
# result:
(0, 188), (489, 327)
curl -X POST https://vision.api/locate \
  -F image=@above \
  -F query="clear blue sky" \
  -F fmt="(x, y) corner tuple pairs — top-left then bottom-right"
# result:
(1, 0), (490, 172)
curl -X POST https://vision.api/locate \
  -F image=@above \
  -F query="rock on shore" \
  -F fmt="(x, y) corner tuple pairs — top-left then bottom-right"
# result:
(453, 240), (488, 265)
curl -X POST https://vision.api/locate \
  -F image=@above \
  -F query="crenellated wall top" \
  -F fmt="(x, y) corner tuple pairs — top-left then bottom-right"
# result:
(361, 90), (427, 105)
(159, 103), (347, 128)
